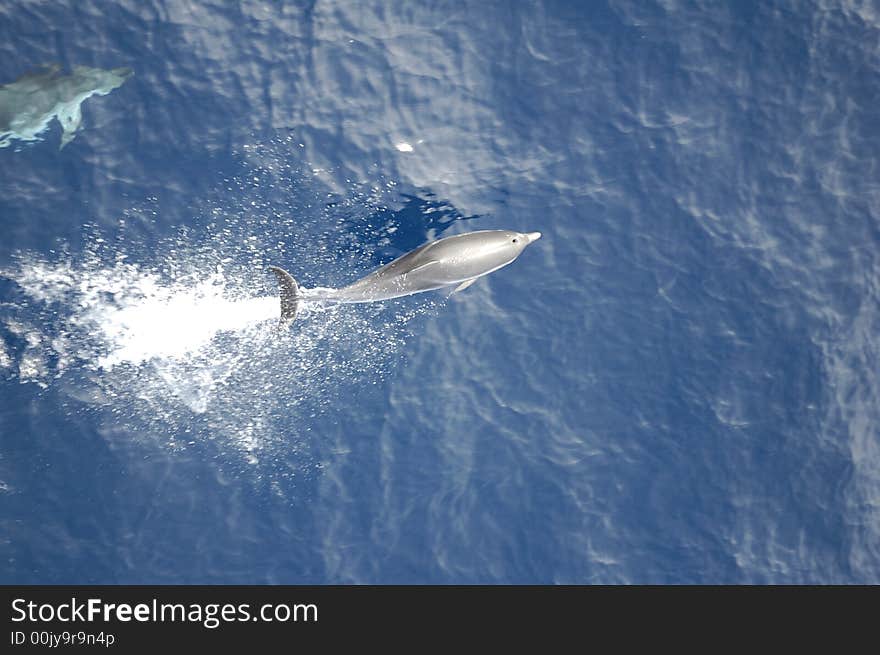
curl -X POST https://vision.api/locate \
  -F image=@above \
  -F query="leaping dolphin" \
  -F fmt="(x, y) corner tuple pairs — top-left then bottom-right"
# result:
(269, 229), (542, 323)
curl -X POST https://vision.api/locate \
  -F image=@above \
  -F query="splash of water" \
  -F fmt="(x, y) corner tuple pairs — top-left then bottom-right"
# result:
(0, 239), (433, 465)
(0, 138), (465, 467)
(83, 274), (277, 368)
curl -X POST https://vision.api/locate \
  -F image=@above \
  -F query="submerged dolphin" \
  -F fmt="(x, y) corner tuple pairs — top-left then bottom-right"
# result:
(269, 229), (542, 323)
(0, 64), (133, 149)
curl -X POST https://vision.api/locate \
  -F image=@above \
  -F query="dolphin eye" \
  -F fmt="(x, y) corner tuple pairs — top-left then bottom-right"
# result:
(512, 238), (518, 243)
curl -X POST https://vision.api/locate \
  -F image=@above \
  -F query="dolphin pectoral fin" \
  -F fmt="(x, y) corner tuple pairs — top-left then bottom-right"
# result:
(452, 278), (478, 293)
(269, 265), (300, 324)
(58, 102), (83, 150)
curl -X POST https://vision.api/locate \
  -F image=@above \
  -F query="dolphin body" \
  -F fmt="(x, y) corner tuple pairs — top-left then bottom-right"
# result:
(269, 229), (542, 323)
(0, 64), (133, 149)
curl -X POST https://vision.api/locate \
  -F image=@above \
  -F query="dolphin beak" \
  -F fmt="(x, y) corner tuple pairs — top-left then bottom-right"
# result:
(525, 232), (542, 243)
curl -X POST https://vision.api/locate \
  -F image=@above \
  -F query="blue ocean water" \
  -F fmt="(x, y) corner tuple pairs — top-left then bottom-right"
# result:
(1, 0), (878, 584)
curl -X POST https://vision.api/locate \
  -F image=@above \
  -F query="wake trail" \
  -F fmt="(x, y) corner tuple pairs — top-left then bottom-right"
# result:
(0, 252), (427, 462)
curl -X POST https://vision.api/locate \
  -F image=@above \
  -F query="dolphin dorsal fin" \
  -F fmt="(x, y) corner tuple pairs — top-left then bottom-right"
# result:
(406, 260), (438, 275)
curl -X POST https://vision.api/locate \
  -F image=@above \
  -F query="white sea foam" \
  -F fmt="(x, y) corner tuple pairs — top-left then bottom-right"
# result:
(1, 241), (431, 461)
(82, 277), (277, 368)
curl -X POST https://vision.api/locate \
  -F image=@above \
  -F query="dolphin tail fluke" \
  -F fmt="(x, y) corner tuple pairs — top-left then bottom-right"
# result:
(269, 265), (301, 324)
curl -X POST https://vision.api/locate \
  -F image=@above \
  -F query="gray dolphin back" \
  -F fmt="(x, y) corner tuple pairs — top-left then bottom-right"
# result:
(269, 266), (300, 323)
(268, 229), (541, 323)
